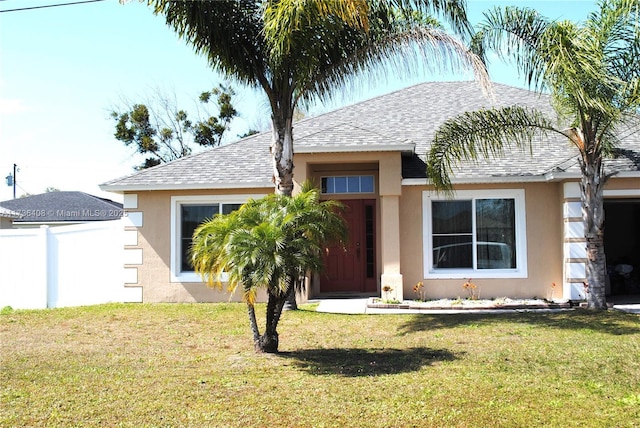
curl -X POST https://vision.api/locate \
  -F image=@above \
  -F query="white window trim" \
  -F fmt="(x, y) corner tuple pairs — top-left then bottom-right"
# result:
(170, 194), (264, 283)
(422, 189), (528, 279)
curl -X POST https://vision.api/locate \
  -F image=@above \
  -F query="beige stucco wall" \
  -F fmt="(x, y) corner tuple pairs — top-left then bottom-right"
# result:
(399, 182), (565, 300)
(125, 149), (637, 304)
(603, 177), (640, 192)
(128, 188), (271, 303)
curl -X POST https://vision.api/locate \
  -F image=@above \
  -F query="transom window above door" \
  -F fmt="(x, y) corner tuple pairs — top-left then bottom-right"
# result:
(321, 175), (375, 194)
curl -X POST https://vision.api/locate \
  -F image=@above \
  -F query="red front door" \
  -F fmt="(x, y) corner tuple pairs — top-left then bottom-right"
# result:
(321, 199), (376, 293)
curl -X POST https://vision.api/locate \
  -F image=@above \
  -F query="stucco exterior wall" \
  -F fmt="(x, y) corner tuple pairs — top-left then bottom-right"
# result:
(603, 177), (640, 192)
(400, 182), (565, 300)
(127, 188), (270, 303)
(122, 163), (637, 304)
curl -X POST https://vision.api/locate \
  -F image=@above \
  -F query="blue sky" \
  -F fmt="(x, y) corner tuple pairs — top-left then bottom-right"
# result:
(0, 0), (597, 201)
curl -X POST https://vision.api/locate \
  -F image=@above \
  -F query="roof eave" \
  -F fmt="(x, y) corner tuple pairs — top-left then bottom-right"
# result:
(295, 143), (415, 154)
(402, 175), (551, 186)
(403, 170), (640, 186)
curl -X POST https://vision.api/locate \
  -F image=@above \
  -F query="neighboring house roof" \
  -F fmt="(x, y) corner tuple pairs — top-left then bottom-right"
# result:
(0, 191), (123, 223)
(100, 81), (640, 192)
(0, 206), (22, 219)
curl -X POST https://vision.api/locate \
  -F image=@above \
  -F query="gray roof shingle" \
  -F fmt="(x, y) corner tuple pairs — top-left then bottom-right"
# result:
(101, 81), (640, 191)
(0, 206), (22, 219)
(0, 192), (123, 223)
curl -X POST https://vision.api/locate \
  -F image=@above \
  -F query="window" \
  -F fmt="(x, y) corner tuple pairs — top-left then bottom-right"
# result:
(171, 195), (263, 282)
(423, 189), (527, 279)
(321, 175), (374, 194)
(180, 203), (241, 272)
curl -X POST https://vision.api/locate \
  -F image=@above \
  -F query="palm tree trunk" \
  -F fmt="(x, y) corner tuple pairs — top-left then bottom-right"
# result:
(282, 282), (298, 311)
(246, 303), (262, 351)
(256, 289), (287, 353)
(581, 157), (607, 310)
(270, 109), (294, 197)
(271, 107), (297, 310)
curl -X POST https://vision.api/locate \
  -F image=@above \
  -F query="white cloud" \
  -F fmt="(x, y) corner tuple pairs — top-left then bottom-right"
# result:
(0, 97), (30, 114)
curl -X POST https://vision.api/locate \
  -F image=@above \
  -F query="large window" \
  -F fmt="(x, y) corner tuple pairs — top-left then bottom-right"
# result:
(171, 195), (262, 282)
(423, 190), (527, 279)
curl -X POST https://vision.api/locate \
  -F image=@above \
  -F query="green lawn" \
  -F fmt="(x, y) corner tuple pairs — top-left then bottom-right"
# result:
(1, 303), (639, 427)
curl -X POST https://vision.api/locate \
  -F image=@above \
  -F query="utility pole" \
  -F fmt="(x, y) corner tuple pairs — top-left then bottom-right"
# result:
(5, 164), (17, 199)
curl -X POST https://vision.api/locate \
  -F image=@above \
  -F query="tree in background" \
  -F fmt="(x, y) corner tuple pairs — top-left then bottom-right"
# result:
(191, 182), (347, 353)
(111, 84), (238, 170)
(427, 0), (640, 309)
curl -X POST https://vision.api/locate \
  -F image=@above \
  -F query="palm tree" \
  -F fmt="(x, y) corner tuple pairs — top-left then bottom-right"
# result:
(145, 0), (489, 309)
(427, 0), (640, 309)
(191, 182), (347, 353)
(146, 0), (489, 197)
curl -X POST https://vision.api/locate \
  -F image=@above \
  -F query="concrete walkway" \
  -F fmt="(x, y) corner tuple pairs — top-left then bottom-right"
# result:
(315, 298), (640, 315)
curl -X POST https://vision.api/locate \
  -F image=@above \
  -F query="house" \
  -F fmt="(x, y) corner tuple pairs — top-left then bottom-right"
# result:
(0, 191), (124, 229)
(100, 81), (640, 303)
(0, 206), (22, 229)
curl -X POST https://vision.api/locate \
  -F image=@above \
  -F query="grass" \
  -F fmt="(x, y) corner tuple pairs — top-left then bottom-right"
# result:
(1, 303), (639, 427)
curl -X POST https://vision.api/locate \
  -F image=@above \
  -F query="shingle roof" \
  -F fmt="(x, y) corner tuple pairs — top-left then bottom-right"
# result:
(0, 192), (123, 223)
(0, 206), (22, 219)
(100, 81), (640, 191)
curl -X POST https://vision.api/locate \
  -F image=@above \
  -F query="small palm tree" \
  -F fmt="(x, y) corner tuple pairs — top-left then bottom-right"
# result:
(191, 182), (347, 353)
(427, 0), (640, 309)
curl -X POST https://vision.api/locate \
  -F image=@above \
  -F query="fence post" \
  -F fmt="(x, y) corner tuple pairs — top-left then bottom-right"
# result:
(39, 225), (54, 308)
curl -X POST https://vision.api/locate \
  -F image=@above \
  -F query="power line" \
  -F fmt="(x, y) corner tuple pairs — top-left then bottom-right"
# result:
(0, 0), (107, 13)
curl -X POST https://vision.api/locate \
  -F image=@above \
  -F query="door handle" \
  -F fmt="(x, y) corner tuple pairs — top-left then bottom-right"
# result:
(356, 242), (360, 258)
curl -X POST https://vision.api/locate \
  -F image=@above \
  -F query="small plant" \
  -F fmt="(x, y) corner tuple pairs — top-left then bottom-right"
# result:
(381, 285), (398, 303)
(548, 282), (557, 301)
(494, 296), (508, 305)
(462, 278), (479, 300)
(413, 281), (426, 301)
(451, 297), (464, 305)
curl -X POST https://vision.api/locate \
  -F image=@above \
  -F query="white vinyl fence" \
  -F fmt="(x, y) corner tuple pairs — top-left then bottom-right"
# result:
(0, 220), (142, 309)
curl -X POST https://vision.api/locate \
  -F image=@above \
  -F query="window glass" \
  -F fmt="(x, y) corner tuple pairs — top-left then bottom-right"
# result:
(347, 176), (360, 193)
(181, 205), (217, 271)
(222, 203), (242, 215)
(334, 177), (347, 193)
(476, 199), (516, 269)
(361, 175), (374, 193)
(180, 203), (241, 272)
(432, 200), (472, 234)
(321, 175), (375, 194)
(431, 199), (516, 270)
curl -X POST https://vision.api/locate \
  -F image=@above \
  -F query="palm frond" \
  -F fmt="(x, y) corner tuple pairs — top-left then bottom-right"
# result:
(300, 22), (490, 106)
(148, 0), (268, 87)
(427, 106), (561, 190)
(475, 6), (550, 91)
(263, 0), (370, 57)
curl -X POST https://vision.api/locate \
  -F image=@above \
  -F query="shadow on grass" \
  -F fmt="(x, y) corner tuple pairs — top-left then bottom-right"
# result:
(277, 347), (458, 377)
(397, 309), (640, 336)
